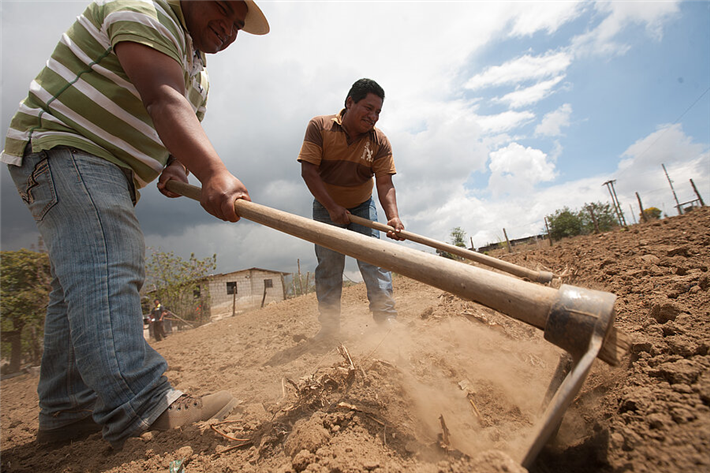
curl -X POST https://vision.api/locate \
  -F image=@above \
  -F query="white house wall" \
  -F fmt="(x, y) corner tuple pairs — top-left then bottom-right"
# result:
(207, 269), (287, 318)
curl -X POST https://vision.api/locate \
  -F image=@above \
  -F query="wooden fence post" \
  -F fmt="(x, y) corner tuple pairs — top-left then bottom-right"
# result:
(503, 228), (512, 253)
(297, 259), (304, 296)
(636, 192), (647, 223)
(690, 179), (705, 206)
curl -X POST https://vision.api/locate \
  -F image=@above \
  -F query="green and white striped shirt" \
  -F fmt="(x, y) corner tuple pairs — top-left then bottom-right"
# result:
(1, 0), (209, 188)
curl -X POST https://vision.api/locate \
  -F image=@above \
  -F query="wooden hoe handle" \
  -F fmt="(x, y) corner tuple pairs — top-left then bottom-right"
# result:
(165, 180), (624, 366)
(346, 214), (553, 283)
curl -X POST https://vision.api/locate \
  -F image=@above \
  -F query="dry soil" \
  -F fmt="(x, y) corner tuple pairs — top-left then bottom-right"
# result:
(1, 207), (709, 473)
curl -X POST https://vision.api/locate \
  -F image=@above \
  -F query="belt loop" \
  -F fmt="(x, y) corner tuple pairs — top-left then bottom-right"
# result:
(119, 166), (138, 206)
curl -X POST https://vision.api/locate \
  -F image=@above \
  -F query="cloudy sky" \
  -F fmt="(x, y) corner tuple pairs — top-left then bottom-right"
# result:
(2, 0), (709, 282)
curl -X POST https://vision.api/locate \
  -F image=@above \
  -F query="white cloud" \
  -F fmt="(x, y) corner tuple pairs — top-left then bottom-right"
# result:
(495, 76), (565, 109)
(614, 124), (710, 212)
(475, 110), (536, 133)
(535, 104), (573, 137)
(464, 52), (572, 90)
(388, 100), (490, 219)
(571, 0), (681, 57)
(548, 140), (564, 162)
(508, 2), (585, 37)
(412, 171), (615, 250)
(619, 124), (705, 169)
(487, 142), (557, 197)
(598, 0), (682, 40)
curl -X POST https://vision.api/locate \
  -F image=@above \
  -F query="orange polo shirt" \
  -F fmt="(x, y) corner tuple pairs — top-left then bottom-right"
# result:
(297, 109), (396, 209)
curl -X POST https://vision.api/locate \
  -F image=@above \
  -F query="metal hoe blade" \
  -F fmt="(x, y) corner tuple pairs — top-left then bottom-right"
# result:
(521, 285), (617, 468)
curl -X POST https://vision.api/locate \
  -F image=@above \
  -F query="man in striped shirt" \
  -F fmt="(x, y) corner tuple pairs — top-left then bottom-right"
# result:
(298, 79), (405, 341)
(2, 0), (269, 449)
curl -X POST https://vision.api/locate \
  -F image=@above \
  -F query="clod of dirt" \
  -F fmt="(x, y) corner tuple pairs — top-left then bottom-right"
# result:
(284, 414), (331, 458)
(649, 302), (682, 323)
(470, 449), (529, 473)
(649, 358), (704, 385)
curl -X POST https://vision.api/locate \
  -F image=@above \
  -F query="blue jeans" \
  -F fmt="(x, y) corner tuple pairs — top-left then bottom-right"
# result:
(312, 198), (397, 329)
(8, 146), (181, 447)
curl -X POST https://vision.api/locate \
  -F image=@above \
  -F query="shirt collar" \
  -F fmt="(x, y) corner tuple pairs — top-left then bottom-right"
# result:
(333, 109), (346, 126)
(166, 0), (207, 67)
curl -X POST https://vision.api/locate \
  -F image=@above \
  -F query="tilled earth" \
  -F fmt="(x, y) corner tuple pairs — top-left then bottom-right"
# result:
(1, 206), (709, 473)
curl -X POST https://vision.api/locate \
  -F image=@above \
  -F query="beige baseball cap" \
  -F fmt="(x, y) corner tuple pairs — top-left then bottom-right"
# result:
(243, 0), (270, 35)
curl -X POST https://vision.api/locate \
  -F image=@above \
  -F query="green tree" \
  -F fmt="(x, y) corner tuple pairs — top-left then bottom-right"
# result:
(437, 227), (467, 259)
(144, 249), (217, 326)
(1, 249), (51, 373)
(547, 207), (583, 240)
(548, 202), (620, 241)
(450, 227), (467, 248)
(581, 201), (619, 233)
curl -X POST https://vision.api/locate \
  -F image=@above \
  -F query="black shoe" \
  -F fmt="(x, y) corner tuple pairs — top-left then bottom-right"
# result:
(37, 416), (102, 446)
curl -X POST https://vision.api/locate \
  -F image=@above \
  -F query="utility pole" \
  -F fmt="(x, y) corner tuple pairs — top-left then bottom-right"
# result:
(690, 179), (705, 206)
(662, 164), (683, 215)
(636, 192), (647, 223)
(603, 180), (627, 226)
(611, 181), (627, 226)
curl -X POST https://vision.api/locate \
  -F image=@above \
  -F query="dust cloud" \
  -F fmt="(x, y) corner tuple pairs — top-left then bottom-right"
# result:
(344, 294), (567, 461)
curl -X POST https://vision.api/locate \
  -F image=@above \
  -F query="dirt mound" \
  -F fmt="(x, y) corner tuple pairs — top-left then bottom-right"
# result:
(2, 207), (709, 472)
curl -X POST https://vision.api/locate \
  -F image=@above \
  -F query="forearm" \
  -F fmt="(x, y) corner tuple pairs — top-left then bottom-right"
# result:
(306, 180), (339, 212)
(146, 90), (226, 183)
(376, 181), (400, 221)
(301, 162), (349, 223)
(301, 163), (339, 211)
(376, 175), (404, 239)
(141, 83), (249, 221)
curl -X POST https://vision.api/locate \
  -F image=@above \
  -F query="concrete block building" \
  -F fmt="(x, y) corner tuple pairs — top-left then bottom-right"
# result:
(205, 267), (289, 319)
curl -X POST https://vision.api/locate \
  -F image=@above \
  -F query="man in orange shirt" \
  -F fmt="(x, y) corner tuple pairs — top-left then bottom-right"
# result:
(297, 79), (405, 340)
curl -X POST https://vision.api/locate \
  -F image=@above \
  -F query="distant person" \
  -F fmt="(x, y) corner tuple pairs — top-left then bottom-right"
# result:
(151, 299), (167, 341)
(297, 78), (405, 341)
(2, 0), (269, 449)
(158, 308), (169, 340)
(162, 308), (173, 336)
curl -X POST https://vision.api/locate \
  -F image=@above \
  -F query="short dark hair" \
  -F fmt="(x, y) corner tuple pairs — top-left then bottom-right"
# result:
(345, 78), (385, 108)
